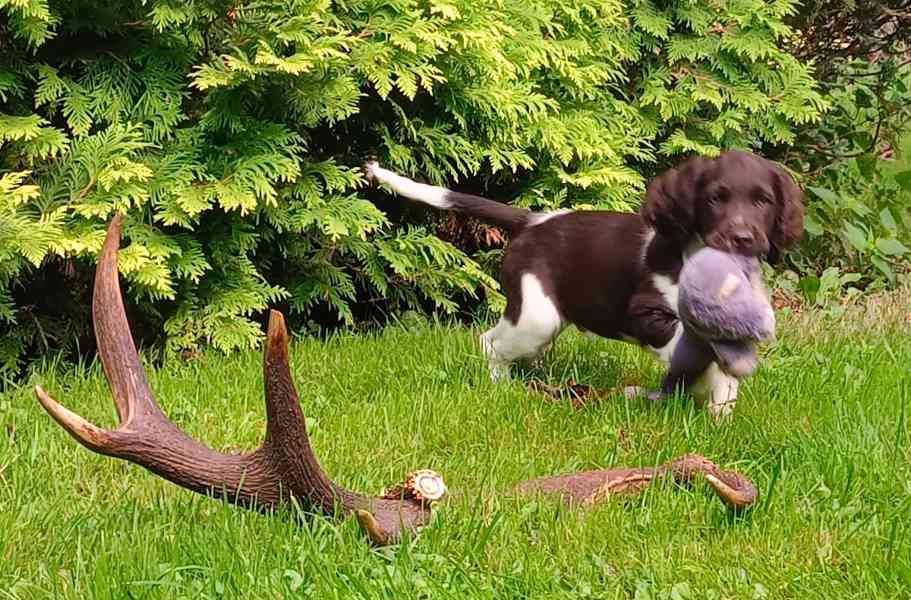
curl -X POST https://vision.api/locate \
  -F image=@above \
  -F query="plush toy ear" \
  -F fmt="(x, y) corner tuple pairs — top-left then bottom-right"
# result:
(641, 155), (710, 243)
(767, 162), (805, 260)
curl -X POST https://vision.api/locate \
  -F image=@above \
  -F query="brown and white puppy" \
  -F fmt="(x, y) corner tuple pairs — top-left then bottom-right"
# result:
(364, 151), (803, 419)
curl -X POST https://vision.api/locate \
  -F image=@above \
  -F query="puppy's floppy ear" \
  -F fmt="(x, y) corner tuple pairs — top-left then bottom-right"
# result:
(767, 162), (805, 258)
(641, 155), (708, 243)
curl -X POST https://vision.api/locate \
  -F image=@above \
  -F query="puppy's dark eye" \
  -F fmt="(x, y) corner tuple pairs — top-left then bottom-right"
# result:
(709, 189), (728, 204)
(753, 193), (772, 206)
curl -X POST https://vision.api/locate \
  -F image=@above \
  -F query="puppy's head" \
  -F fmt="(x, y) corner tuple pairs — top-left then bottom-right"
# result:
(641, 150), (804, 259)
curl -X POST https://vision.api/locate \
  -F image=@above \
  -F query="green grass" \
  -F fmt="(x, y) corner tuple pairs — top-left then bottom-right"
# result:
(2, 304), (910, 599)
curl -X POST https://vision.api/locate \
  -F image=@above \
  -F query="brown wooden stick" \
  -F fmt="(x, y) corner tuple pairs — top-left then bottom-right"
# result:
(35, 215), (445, 545)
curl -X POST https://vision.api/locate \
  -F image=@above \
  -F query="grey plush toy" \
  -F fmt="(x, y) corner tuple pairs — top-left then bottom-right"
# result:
(659, 247), (776, 395)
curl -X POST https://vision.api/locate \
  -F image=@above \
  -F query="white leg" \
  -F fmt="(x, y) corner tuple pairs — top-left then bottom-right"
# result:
(480, 321), (512, 382)
(480, 274), (563, 381)
(637, 326), (741, 418)
(692, 363), (739, 421)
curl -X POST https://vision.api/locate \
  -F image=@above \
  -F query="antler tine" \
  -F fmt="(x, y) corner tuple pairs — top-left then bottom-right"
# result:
(702, 470), (758, 510)
(262, 309), (320, 453)
(31, 214), (151, 453)
(262, 309), (448, 542)
(666, 454), (758, 508)
(92, 213), (163, 427)
(34, 385), (113, 453)
(260, 309), (359, 512)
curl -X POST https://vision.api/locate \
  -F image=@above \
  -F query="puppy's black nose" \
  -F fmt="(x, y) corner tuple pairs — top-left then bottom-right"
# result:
(732, 230), (754, 248)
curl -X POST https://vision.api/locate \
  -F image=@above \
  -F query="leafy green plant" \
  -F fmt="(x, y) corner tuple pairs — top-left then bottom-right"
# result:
(787, 75), (911, 297)
(802, 166), (910, 284)
(776, 156), (910, 307)
(773, 4), (911, 300)
(1, 0), (826, 376)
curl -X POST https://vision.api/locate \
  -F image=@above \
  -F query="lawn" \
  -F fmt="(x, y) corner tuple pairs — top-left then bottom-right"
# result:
(1, 296), (909, 599)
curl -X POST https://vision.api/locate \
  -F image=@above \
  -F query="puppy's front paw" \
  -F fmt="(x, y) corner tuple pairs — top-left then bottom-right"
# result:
(621, 386), (666, 403)
(761, 306), (777, 341)
(489, 363), (510, 382)
(709, 401), (735, 422)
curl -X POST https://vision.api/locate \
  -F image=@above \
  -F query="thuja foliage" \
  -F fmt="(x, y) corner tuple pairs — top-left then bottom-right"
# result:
(0, 0), (825, 376)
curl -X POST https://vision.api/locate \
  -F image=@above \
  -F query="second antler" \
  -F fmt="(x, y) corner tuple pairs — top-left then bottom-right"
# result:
(35, 215), (445, 545)
(517, 454), (758, 509)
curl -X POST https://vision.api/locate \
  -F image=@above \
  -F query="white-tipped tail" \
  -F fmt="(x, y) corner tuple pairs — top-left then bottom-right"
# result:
(365, 161), (453, 209)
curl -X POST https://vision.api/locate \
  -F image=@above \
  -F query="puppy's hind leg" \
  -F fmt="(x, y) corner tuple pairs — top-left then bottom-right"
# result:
(480, 274), (563, 382)
(480, 320), (513, 382)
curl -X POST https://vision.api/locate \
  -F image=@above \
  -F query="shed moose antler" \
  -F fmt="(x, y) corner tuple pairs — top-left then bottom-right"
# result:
(35, 215), (445, 545)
